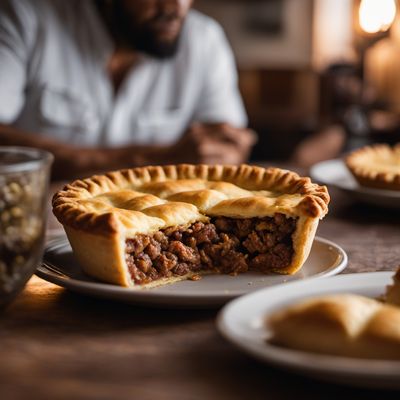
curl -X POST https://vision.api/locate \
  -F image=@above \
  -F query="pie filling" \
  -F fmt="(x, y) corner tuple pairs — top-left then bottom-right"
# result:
(125, 213), (298, 285)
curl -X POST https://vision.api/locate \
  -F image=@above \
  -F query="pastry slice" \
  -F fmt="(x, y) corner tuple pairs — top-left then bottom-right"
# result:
(268, 294), (400, 359)
(346, 143), (400, 190)
(52, 164), (329, 288)
(385, 267), (400, 306)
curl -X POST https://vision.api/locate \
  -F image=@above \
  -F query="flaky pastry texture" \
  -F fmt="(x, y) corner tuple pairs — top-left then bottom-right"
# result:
(268, 294), (400, 360)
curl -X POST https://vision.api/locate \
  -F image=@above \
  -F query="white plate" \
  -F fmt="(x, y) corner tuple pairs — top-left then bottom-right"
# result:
(310, 159), (400, 208)
(217, 271), (400, 389)
(36, 235), (347, 308)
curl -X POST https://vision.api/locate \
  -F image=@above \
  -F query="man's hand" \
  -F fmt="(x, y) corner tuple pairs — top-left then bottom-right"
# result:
(0, 122), (257, 181)
(290, 125), (346, 168)
(168, 123), (257, 164)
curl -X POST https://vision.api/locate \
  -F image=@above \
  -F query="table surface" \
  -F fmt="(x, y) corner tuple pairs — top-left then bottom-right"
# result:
(2, 169), (400, 400)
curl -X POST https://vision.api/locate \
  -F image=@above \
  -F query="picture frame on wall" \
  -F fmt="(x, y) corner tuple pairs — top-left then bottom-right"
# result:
(195, 0), (314, 69)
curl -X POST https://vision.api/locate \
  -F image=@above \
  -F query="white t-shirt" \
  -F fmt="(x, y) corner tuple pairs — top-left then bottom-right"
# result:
(0, 0), (247, 147)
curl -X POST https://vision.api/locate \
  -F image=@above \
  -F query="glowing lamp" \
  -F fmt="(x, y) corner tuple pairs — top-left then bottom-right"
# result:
(359, 0), (397, 34)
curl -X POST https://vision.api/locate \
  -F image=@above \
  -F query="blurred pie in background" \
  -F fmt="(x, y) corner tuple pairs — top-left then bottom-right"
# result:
(346, 143), (400, 190)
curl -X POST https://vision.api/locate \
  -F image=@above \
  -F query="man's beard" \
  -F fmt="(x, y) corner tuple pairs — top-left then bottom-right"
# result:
(114, 4), (182, 59)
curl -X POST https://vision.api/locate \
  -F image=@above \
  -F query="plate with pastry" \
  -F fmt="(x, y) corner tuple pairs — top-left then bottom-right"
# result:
(310, 143), (400, 209)
(36, 164), (347, 307)
(217, 269), (400, 389)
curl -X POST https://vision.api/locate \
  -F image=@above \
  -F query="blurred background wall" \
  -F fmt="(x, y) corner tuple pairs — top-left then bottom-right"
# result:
(195, 0), (400, 161)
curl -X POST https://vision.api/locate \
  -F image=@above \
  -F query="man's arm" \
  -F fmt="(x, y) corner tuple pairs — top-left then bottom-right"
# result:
(0, 124), (176, 179)
(0, 122), (258, 179)
(0, 1), (150, 179)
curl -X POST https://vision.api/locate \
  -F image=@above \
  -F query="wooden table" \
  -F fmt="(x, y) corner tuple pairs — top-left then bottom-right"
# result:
(1, 176), (400, 399)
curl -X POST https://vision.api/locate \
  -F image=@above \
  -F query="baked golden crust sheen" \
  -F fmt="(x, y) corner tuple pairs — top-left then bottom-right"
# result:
(53, 164), (329, 236)
(346, 143), (400, 190)
(268, 294), (400, 360)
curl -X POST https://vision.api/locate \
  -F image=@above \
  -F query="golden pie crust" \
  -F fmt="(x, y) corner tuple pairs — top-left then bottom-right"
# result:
(52, 164), (329, 288)
(346, 143), (400, 190)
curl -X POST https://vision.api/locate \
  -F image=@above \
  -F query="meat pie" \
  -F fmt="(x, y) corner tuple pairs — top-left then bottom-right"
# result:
(52, 164), (329, 287)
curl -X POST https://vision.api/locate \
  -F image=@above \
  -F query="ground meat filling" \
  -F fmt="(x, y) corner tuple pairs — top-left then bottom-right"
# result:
(125, 214), (297, 284)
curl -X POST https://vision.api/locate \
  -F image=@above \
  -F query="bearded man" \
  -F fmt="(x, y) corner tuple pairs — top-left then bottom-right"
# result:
(0, 0), (256, 178)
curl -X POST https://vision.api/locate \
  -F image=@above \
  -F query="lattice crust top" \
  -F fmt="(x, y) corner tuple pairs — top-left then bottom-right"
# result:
(346, 143), (400, 190)
(53, 164), (330, 236)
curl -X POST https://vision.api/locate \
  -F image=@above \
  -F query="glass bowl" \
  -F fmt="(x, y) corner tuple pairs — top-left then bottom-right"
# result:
(0, 147), (53, 307)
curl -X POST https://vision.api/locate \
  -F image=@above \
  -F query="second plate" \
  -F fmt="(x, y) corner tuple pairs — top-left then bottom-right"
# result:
(217, 271), (399, 389)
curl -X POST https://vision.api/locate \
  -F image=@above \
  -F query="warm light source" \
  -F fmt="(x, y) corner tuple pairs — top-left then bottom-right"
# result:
(359, 0), (397, 34)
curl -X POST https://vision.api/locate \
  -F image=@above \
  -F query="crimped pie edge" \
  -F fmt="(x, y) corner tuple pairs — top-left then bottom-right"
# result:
(52, 164), (330, 236)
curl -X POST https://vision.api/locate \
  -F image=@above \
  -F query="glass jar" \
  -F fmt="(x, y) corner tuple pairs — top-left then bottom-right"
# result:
(0, 147), (53, 307)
